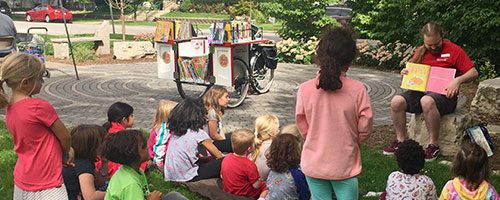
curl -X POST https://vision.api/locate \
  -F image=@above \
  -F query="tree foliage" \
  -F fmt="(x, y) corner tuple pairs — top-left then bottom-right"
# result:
(261, 0), (338, 41)
(347, 0), (500, 75)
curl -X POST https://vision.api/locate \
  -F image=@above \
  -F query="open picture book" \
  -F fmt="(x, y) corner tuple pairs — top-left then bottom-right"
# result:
(400, 62), (456, 95)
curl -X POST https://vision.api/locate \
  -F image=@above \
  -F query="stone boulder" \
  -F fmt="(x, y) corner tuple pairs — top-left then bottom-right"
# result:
(470, 77), (500, 120)
(113, 41), (156, 60)
(408, 96), (472, 157)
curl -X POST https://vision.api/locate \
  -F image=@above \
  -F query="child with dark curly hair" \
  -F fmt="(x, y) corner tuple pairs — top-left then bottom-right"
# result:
(164, 97), (223, 182)
(439, 139), (499, 200)
(101, 130), (162, 200)
(266, 134), (310, 200)
(382, 139), (436, 200)
(221, 128), (268, 199)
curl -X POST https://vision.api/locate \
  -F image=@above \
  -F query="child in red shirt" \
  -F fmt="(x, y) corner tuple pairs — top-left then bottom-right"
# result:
(1, 53), (73, 199)
(221, 128), (267, 199)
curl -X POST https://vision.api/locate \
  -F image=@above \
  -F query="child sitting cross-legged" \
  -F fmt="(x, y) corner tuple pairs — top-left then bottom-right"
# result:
(266, 134), (310, 200)
(381, 139), (436, 200)
(221, 128), (268, 199)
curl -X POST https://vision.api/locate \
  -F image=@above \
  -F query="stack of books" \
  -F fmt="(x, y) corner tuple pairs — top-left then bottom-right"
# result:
(210, 20), (253, 44)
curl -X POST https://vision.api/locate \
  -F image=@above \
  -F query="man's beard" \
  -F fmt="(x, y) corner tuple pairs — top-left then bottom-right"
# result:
(427, 46), (442, 57)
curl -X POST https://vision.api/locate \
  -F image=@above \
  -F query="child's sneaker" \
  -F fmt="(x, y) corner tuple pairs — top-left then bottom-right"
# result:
(383, 140), (402, 155)
(424, 144), (440, 162)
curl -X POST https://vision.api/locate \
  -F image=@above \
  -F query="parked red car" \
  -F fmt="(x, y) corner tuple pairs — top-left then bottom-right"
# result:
(26, 5), (72, 23)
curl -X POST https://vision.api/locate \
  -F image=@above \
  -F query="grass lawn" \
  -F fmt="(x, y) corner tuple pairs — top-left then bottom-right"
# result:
(2, 120), (497, 199)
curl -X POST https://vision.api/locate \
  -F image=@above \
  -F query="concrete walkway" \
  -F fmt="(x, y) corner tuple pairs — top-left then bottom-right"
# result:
(2, 62), (404, 131)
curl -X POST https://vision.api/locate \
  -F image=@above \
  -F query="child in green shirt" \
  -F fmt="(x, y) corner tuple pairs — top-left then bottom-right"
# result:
(101, 130), (161, 200)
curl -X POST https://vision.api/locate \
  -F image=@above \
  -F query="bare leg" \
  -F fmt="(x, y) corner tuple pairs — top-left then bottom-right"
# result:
(390, 95), (408, 142)
(420, 96), (441, 145)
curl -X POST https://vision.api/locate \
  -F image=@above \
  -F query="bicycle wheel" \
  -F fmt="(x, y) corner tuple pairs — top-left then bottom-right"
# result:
(176, 81), (211, 99)
(251, 53), (274, 94)
(227, 58), (250, 108)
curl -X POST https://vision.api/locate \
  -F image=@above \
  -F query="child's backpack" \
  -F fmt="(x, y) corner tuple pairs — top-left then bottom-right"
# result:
(465, 123), (495, 157)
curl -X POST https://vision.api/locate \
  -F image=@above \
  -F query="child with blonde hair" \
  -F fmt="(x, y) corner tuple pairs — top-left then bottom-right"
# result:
(281, 124), (303, 147)
(0, 53), (73, 199)
(148, 99), (177, 170)
(251, 114), (280, 180)
(439, 139), (499, 199)
(221, 128), (268, 199)
(203, 85), (232, 152)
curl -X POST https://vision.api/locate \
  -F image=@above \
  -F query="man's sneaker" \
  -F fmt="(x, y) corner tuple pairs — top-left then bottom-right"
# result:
(383, 140), (402, 155)
(425, 144), (440, 162)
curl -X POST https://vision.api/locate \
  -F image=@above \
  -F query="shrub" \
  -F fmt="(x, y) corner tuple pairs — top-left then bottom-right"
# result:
(229, 0), (266, 23)
(72, 43), (96, 62)
(260, 0), (338, 41)
(276, 37), (318, 64)
(477, 59), (497, 81)
(347, 0), (500, 78)
(179, 0), (193, 12)
(355, 40), (416, 69)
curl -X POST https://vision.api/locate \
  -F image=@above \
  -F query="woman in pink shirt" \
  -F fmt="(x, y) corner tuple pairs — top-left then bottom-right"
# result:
(295, 27), (373, 199)
(0, 53), (73, 199)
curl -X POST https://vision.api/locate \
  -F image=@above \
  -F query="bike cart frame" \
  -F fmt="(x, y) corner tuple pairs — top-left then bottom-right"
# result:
(156, 21), (277, 108)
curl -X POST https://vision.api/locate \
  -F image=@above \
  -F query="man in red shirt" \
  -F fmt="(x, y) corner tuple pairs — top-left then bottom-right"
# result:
(383, 22), (478, 161)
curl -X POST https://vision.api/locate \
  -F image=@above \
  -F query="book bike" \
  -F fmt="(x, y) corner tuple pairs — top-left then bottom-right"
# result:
(155, 19), (278, 108)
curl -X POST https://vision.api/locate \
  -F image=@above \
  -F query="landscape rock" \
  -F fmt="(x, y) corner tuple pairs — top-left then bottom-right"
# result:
(113, 41), (156, 60)
(471, 77), (500, 121)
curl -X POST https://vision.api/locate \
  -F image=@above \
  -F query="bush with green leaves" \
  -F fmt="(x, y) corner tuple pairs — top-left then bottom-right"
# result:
(72, 42), (96, 62)
(260, 0), (338, 41)
(179, 0), (193, 12)
(347, 0), (500, 78)
(356, 40), (415, 69)
(276, 37), (318, 64)
(229, 0), (266, 23)
(477, 59), (497, 81)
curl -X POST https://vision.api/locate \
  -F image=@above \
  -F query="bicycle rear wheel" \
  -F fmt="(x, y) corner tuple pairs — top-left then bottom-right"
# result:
(176, 81), (211, 99)
(251, 53), (274, 94)
(227, 58), (250, 108)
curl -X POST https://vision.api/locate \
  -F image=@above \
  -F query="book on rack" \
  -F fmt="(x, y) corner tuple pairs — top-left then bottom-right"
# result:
(211, 22), (225, 44)
(400, 62), (456, 95)
(177, 56), (209, 83)
(154, 21), (173, 42)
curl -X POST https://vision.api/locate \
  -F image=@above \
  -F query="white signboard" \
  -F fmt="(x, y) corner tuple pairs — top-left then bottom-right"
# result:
(156, 43), (175, 80)
(213, 46), (232, 87)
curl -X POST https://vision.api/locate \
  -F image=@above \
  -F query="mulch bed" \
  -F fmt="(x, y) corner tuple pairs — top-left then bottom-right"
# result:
(366, 82), (500, 170)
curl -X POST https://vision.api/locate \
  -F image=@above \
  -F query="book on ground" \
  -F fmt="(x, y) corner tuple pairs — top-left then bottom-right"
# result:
(400, 62), (456, 95)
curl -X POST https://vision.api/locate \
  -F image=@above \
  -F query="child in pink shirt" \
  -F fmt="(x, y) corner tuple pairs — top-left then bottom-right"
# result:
(147, 99), (177, 171)
(295, 28), (373, 199)
(1, 53), (73, 199)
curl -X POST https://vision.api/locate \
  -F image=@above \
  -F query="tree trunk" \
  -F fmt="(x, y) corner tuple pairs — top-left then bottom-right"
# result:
(121, 0), (125, 41)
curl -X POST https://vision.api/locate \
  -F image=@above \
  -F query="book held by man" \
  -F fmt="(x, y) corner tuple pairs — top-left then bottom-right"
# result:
(400, 62), (456, 95)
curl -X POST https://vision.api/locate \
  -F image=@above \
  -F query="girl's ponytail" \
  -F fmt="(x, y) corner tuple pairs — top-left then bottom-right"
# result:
(315, 28), (356, 92)
(0, 80), (9, 108)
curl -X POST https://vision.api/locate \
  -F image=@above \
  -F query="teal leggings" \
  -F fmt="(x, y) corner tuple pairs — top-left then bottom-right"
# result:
(305, 176), (359, 200)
